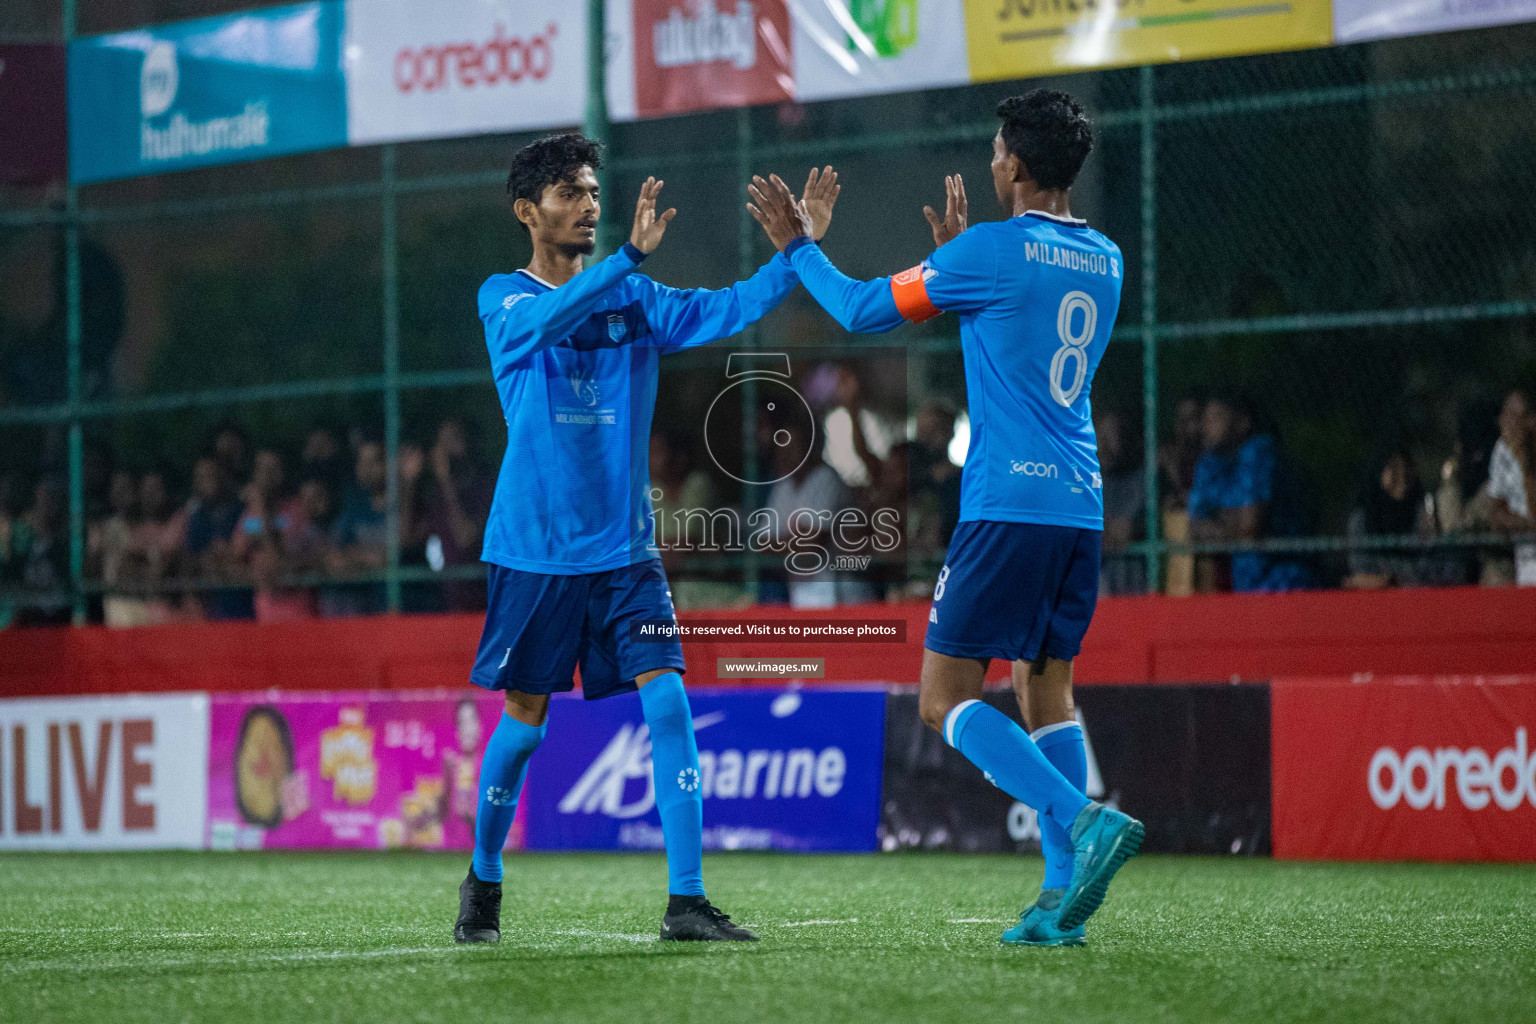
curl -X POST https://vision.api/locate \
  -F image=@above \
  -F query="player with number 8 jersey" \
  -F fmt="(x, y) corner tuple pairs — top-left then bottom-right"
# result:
(747, 89), (1142, 948)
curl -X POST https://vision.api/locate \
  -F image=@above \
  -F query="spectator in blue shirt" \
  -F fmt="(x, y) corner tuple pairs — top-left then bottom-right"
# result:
(1188, 393), (1311, 592)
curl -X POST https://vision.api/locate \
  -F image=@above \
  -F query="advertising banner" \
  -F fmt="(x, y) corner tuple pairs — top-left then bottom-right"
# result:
(67, 1), (347, 184)
(343, 0), (588, 147)
(524, 687), (885, 852)
(206, 690), (508, 851)
(1272, 676), (1536, 861)
(614, 0), (796, 119)
(0, 694), (208, 850)
(0, 44), (68, 185)
(881, 685), (1270, 854)
(791, 0), (971, 103)
(1334, 0), (1536, 42)
(964, 0), (1332, 84)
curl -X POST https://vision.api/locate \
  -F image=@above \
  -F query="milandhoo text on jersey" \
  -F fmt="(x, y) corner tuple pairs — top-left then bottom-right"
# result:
(652, 1), (757, 70)
(393, 22), (557, 93)
(558, 722), (847, 819)
(1368, 728), (1536, 811)
(1021, 242), (1116, 277)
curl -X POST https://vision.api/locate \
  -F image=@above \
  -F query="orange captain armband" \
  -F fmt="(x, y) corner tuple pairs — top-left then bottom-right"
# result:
(891, 265), (941, 324)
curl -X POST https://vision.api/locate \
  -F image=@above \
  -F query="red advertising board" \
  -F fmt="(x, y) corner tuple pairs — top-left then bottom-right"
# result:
(0, 43), (67, 185)
(1272, 675), (1536, 861)
(631, 0), (793, 117)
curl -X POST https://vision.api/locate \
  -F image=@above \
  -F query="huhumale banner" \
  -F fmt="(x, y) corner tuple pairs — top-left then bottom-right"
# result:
(205, 690), (509, 851)
(523, 687), (886, 852)
(1272, 675), (1536, 861)
(68, 1), (347, 184)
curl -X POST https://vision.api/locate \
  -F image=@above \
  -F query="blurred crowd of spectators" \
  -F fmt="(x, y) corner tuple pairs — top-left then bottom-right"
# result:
(0, 419), (492, 627)
(1095, 386), (1536, 596)
(3, 375), (1533, 628)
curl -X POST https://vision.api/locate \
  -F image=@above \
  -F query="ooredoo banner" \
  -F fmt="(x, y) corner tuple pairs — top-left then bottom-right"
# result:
(1271, 675), (1536, 861)
(68, 1), (348, 184)
(342, 0), (587, 146)
(0, 695), (209, 850)
(524, 687), (886, 852)
(206, 691), (509, 850)
(1334, 0), (1536, 43)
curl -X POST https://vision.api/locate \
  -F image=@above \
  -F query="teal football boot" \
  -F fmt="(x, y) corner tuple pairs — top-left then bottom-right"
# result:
(1001, 889), (1085, 947)
(1057, 802), (1145, 931)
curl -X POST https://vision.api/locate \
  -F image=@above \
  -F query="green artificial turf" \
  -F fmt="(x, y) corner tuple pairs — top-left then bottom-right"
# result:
(2, 852), (1533, 1024)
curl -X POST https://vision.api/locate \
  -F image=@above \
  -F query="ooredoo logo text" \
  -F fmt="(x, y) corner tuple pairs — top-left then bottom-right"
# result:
(1368, 728), (1536, 811)
(393, 22), (557, 93)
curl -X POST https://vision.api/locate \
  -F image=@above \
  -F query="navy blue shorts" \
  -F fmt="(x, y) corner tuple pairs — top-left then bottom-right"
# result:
(470, 559), (685, 700)
(924, 521), (1102, 664)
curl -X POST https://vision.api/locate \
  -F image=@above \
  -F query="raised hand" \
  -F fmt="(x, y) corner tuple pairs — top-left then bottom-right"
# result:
(922, 173), (968, 247)
(801, 165), (841, 241)
(630, 176), (677, 254)
(746, 173), (814, 253)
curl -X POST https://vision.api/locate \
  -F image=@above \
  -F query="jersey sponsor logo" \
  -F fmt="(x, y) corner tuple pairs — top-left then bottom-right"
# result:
(1009, 460), (1058, 477)
(1023, 241), (1112, 276)
(891, 263), (940, 323)
(501, 292), (529, 310)
(1368, 728), (1536, 812)
(567, 367), (600, 408)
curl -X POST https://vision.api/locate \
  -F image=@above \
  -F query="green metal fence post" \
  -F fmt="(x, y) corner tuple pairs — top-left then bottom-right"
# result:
(736, 107), (760, 601)
(63, 0), (86, 625)
(585, 0), (616, 260)
(382, 143), (403, 614)
(1139, 65), (1162, 594)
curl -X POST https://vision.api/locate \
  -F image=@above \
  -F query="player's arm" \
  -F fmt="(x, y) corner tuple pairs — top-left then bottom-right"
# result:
(639, 254), (800, 354)
(749, 172), (996, 334)
(479, 178), (677, 365)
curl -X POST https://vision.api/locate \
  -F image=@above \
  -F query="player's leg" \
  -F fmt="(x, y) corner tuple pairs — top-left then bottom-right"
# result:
(456, 566), (586, 944)
(1002, 655), (1088, 946)
(587, 560), (755, 941)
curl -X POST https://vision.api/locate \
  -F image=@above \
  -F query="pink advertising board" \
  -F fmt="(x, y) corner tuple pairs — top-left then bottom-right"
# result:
(207, 691), (513, 851)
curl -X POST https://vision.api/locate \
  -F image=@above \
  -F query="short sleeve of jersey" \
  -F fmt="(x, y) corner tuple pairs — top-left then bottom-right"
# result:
(891, 227), (998, 322)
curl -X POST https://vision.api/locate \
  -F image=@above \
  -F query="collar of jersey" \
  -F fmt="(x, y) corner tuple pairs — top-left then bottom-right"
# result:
(1021, 209), (1089, 227)
(516, 268), (557, 290)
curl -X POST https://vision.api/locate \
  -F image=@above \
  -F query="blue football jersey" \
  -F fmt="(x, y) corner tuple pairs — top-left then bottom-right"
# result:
(787, 211), (1123, 529)
(479, 244), (798, 574)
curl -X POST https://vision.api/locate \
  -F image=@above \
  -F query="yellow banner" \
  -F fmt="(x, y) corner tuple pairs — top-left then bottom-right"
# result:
(965, 0), (1333, 82)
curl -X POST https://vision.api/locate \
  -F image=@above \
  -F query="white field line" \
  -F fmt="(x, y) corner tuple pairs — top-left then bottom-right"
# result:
(946, 918), (1012, 924)
(778, 919), (858, 927)
(2, 945), (457, 974)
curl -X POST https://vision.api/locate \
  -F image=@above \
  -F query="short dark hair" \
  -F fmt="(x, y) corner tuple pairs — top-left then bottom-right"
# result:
(996, 89), (1094, 191)
(506, 132), (603, 231)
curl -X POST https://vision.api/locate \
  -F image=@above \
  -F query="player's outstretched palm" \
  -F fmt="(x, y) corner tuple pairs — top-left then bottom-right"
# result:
(630, 176), (677, 254)
(923, 174), (968, 247)
(802, 165), (841, 240)
(746, 174), (813, 252)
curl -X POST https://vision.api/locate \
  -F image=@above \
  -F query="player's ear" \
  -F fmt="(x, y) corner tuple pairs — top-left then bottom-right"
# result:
(512, 197), (539, 231)
(1009, 153), (1031, 187)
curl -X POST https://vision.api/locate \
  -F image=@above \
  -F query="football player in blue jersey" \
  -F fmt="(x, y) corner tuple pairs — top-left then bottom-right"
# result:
(454, 133), (832, 945)
(748, 90), (1144, 947)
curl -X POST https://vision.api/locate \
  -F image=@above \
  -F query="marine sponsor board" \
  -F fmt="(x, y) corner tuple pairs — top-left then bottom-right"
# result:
(1271, 675), (1536, 861)
(67, 1), (348, 183)
(206, 691), (509, 851)
(342, 0), (587, 146)
(0, 695), (208, 850)
(1334, 0), (1536, 42)
(524, 687), (886, 852)
(0, 44), (68, 185)
(963, 0), (1333, 83)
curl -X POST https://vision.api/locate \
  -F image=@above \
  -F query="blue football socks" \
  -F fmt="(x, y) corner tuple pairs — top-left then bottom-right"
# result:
(639, 672), (706, 898)
(471, 710), (546, 884)
(943, 699), (1089, 836)
(1032, 720), (1087, 890)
